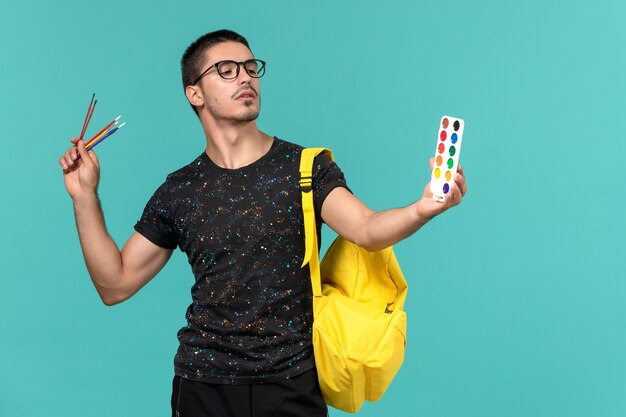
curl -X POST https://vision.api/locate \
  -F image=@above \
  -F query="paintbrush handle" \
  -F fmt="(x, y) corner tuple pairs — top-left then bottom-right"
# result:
(77, 123), (125, 159)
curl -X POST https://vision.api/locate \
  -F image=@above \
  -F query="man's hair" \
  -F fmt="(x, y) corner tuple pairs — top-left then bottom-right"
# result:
(181, 29), (251, 115)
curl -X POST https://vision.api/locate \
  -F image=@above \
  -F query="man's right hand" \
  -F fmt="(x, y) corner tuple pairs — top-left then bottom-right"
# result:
(59, 138), (100, 200)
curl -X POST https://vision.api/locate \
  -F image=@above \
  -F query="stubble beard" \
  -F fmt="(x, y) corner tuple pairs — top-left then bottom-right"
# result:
(233, 98), (260, 124)
(200, 84), (261, 125)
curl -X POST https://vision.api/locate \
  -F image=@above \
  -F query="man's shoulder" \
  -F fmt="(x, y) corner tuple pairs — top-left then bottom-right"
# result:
(274, 137), (303, 153)
(265, 137), (305, 166)
(161, 153), (207, 185)
(273, 137), (336, 167)
(274, 137), (331, 160)
(277, 138), (333, 155)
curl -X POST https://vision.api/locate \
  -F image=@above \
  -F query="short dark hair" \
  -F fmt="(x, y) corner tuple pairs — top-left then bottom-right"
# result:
(181, 29), (251, 115)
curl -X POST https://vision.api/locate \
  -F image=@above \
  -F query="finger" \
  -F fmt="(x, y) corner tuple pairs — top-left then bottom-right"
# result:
(76, 140), (95, 169)
(453, 183), (463, 204)
(61, 147), (80, 171)
(454, 164), (467, 195)
(79, 140), (100, 169)
(454, 172), (468, 196)
(59, 155), (68, 170)
(68, 138), (79, 160)
(64, 147), (77, 166)
(429, 157), (435, 171)
(445, 183), (462, 207)
(87, 146), (100, 168)
(423, 181), (433, 198)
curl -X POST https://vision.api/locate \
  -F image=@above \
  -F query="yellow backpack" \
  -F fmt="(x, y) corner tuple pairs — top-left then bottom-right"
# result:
(299, 148), (408, 413)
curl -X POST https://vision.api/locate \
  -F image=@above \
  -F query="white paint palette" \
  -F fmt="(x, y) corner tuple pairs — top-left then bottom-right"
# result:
(430, 115), (464, 202)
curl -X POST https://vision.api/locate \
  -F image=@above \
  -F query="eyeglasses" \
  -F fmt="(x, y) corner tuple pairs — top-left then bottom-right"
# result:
(192, 59), (266, 84)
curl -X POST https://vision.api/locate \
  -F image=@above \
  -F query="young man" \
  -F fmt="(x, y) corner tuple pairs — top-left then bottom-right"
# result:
(59, 30), (467, 417)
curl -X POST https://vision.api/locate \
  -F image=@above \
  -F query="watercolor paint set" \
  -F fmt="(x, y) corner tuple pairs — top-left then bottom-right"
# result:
(430, 115), (464, 202)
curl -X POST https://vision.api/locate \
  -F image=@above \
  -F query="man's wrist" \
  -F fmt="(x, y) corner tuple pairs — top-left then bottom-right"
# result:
(72, 190), (100, 207)
(412, 200), (433, 227)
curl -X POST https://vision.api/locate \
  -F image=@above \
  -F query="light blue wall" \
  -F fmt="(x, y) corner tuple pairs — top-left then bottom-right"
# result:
(1, 1), (625, 416)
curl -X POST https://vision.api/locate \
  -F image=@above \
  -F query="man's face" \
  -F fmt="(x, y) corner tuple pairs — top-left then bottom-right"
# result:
(194, 41), (261, 124)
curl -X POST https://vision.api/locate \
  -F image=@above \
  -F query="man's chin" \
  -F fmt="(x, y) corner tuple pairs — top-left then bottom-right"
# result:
(235, 109), (260, 124)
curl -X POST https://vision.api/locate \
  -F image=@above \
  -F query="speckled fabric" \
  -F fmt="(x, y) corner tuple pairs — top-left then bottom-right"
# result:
(135, 137), (350, 384)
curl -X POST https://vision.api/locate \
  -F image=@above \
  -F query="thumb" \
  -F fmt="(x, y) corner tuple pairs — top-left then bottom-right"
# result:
(76, 140), (97, 168)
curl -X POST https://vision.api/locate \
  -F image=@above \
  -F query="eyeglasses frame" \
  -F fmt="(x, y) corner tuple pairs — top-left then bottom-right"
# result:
(191, 59), (266, 85)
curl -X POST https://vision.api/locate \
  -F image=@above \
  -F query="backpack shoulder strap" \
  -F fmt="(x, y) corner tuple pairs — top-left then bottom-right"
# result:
(299, 148), (333, 297)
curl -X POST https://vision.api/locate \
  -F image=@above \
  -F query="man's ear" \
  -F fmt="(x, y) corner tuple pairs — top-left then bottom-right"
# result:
(185, 85), (204, 108)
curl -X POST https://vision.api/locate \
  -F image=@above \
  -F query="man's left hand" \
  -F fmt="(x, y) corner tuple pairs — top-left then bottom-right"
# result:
(415, 158), (468, 221)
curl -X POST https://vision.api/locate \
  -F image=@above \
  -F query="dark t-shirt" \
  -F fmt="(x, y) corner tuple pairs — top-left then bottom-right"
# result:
(134, 138), (350, 384)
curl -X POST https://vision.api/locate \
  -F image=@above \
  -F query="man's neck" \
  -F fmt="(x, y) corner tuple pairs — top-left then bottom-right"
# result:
(201, 120), (273, 170)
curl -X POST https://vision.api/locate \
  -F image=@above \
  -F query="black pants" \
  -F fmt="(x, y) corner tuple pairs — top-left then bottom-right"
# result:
(171, 368), (328, 417)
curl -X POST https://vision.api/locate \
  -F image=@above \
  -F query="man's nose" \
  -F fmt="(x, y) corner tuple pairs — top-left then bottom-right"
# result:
(236, 63), (253, 83)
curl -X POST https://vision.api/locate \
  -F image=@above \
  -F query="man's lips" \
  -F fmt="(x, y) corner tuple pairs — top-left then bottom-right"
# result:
(234, 88), (258, 100)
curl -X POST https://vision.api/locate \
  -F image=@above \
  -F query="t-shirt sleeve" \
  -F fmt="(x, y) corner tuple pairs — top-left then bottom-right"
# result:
(134, 181), (178, 250)
(312, 153), (352, 221)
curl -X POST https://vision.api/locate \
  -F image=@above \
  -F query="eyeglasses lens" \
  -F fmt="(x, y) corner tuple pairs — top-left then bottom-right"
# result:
(216, 60), (265, 79)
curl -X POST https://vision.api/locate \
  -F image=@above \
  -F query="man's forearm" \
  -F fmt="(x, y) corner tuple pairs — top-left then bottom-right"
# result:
(359, 201), (428, 251)
(72, 192), (125, 300)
